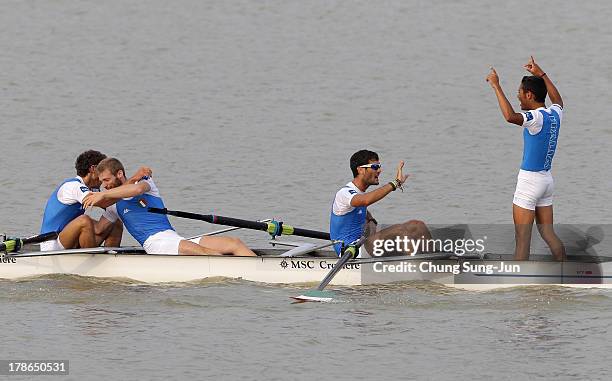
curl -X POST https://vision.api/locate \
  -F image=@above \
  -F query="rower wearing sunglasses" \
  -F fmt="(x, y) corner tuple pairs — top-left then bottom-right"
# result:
(330, 149), (431, 257)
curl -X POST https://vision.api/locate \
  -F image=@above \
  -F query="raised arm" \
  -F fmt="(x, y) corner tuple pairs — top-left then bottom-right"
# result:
(524, 56), (563, 107)
(350, 184), (396, 207)
(486, 67), (524, 126)
(127, 166), (153, 184)
(350, 161), (409, 207)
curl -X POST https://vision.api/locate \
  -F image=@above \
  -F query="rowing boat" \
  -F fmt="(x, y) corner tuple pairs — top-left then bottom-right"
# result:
(2, 245), (612, 291)
(3, 221), (611, 291)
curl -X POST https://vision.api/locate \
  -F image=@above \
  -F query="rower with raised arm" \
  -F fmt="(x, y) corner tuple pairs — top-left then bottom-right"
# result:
(330, 150), (431, 257)
(486, 56), (566, 261)
(82, 158), (256, 256)
(39, 150), (150, 252)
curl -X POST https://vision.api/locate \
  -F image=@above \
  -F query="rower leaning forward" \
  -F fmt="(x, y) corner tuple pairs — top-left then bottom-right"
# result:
(82, 157), (256, 256)
(330, 149), (431, 257)
(39, 150), (149, 251)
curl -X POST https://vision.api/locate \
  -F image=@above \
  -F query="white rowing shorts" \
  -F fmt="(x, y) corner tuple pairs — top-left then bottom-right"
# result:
(142, 229), (199, 255)
(40, 237), (65, 252)
(513, 169), (554, 211)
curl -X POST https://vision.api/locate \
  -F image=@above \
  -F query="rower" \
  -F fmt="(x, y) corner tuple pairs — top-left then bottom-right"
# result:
(39, 150), (131, 251)
(329, 150), (431, 257)
(82, 158), (256, 256)
(486, 56), (566, 261)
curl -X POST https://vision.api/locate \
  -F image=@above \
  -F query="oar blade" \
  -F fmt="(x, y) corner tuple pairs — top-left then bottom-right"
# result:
(290, 236), (365, 303)
(291, 290), (336, 303)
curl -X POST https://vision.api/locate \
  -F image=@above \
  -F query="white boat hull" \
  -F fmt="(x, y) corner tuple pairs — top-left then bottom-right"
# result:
(2, 249), (612, 290)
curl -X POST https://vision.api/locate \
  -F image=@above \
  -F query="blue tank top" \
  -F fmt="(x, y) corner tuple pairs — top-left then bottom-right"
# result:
(330, 202), (367, 256)
(40, 178), (86, 234)
(521, 108), (561, 172)
(115, 193), (174, 246)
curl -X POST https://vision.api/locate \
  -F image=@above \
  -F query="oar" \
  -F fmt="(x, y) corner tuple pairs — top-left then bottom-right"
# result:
(1, 231), (58, 253)
(292, 235), (367, 302)
(148, 207), (330, 240)
(185, 219), (273, 240)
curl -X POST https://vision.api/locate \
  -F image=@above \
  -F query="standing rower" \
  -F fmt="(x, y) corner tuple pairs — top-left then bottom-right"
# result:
(486, 56), (566, 260)
(330, 150), (431, 257)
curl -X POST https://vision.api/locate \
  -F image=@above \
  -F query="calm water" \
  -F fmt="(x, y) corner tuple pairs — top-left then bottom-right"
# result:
(1, 0), (611, 379)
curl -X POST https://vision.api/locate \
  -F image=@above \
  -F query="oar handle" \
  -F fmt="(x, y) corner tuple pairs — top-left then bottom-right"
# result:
(1, 231), (58, 253)
(23, 231), (58, 245)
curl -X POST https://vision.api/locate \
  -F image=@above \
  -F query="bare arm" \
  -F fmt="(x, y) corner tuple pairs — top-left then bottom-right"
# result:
(350, 184), (395, 207)
(486, 68), (524, 126)
(86, 167), (152, 209)
(366, 211), (376, 223)
(105, 182), (151, 199)
(542, 74), (562, 107)
(350, 161), (409, 207)
(127, 166), (153, 184)
(83, 182), (151, 208)
(89, 194), (121, 209)
(524, 56), (563, 107)
(364, 211), (378, 236)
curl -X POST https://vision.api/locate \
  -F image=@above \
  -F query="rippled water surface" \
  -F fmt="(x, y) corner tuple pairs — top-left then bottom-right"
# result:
(1, 0), (612, 379)
(2, 277), (612, 380)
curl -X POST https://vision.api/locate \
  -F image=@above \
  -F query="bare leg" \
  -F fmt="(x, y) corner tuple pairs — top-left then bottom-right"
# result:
(94, 219), (123, 247)
(513, 204), (535, 260)
(58, 215), (96, 249)
(178, 236), (257, 256)
(103, 220), (123, 247)
(535, 205), (565, 261)
(365, 220), (431, 256)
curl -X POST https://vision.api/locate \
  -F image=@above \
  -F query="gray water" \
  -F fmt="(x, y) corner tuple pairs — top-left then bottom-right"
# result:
(1, 0), (612, 379)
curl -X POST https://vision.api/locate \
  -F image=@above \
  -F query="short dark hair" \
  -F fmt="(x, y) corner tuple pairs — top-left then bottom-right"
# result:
(96, 157), (125, 176)
(350, 150), (379, 177)
(521, 76), (547, 103)
(75, 150), (107, 177)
